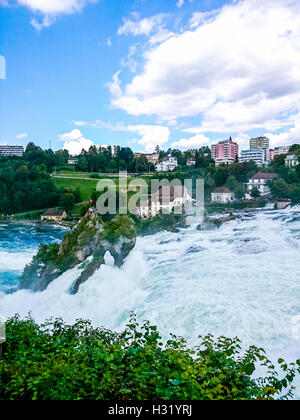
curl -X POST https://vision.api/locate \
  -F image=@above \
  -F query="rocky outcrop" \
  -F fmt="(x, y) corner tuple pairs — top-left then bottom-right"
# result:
(197, 213), (241, 230)
(19, 214), (136, 293)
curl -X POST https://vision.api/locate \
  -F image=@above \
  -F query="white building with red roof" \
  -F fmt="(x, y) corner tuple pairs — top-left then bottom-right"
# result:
(136, 186), (193, 219)
(246, 172), (278, 196)
(211, 187), (235, 204)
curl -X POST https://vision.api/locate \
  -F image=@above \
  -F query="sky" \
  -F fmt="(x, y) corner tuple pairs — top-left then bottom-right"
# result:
(1, 0), (300, 155)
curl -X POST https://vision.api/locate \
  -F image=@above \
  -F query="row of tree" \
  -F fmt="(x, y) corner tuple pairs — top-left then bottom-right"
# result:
(75, 145), (213, 173)
(0, 143), (80, 214)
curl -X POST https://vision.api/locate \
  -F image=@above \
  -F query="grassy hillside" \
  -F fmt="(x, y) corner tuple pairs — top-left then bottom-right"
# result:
(53, 178), (98, 202)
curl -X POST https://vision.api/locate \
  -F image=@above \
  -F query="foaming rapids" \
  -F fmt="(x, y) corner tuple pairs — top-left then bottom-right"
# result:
(0, 208), (300, 396)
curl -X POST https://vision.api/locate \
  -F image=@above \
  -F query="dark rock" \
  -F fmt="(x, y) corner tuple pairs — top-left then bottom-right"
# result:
(20, 214), (136, 293)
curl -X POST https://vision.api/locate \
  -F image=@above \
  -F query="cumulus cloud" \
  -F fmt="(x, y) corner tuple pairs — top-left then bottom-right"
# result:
(233, 133), (251, 151)
(265, 112), (300, 146)
(125, 124), (170, 152)
(110, 0), (300, 140)
(5, 0), (99, 30)
(58, 129), (93, 156)
(171, 133), (210, 149)
(16, 133), (28, 139)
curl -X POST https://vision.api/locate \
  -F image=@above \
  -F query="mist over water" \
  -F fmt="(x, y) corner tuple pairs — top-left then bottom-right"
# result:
(0, 209), (300, 395)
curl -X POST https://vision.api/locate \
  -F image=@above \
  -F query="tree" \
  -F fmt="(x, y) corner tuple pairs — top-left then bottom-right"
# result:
(289, 144), (300, 152)
(290, 187), (300, 204)
(76, 157), (88, 172)
(270, 178), (291, 199)
(250, 187), (261, 198)
(59, 193), (75, 213)
(235, 186), (245, 200)
(135, 155), (149, 172)
(225, 175), (239, 192)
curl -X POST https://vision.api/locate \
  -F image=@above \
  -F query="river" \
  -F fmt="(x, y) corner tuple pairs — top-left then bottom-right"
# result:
(0, 208), (300, 395)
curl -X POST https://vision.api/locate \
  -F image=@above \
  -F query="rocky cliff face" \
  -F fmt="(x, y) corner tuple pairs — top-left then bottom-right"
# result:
(19, 214), (136, 293)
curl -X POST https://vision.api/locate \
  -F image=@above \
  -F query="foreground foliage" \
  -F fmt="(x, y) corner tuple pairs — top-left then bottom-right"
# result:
(0, 315), (299, 400)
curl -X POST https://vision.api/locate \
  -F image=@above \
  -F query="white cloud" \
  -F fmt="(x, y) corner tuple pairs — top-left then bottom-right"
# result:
(176, 0), (184, 8)
(110, 0), (300, 139)
(118, 14), (166, 37)
(126, 124), (170, 152)
(188, 10), (218, 28)
(30, 15), (54, 31)
(58, 129), (93, 155)
(17, 0), (97, 15)
(7, 0), (99, 30)
(107, 71), (122, 97)
(265, 112), (300, 147)
(233, 133), (250, 151)
(16, 133), (28, 139)
(73, 120), (88, 127)
(171, 133), (210, 149)
(71, 120), (170, 152)
(0, 55), (6, 79)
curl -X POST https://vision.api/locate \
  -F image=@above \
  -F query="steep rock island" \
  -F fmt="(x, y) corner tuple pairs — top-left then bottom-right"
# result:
(19, 214), (136, 294)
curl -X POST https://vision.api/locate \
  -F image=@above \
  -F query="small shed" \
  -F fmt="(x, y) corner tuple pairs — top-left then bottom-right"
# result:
(41, 208), (67, 222)
(211, 187), (235, 204)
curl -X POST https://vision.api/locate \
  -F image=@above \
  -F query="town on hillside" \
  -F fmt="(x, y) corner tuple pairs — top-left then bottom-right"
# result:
(0, 136), (299, 222)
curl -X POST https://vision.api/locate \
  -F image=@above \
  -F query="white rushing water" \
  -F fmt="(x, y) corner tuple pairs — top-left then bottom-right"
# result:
(0, 208), (300, 395)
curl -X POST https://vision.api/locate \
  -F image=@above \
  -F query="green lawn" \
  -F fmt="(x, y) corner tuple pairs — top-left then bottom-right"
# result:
(53, 178), (98, 202)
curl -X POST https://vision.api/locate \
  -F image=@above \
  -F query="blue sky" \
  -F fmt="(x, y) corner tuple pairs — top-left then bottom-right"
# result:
(1, 0), (300, 154)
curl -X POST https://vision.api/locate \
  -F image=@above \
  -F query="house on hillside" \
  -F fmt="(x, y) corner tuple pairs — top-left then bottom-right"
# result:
(211, 187), (235, 204)
(186, 159), (196, 166)
(155, 156), (178, 172)
(246, 172), (278, 196)
(285, 151), (298, 167)
(68, 158), (79, 165)
(41, 209), (67, 222)
(136, 186), (193, 219)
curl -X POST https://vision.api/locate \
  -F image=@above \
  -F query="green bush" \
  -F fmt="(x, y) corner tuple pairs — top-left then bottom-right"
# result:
(1, 314), (299, 400)
(90, 173), (101, 179)
(104, 216), (136, 244)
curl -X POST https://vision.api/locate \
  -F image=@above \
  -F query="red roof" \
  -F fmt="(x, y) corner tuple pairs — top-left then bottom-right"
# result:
(250, 172), (278, 180)
(212, 187), (232, 194)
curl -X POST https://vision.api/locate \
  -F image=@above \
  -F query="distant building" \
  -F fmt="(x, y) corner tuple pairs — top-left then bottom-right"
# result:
(246, 172), (278, 196)
(285, 151), (298, 167)
(186, 159), (196, 166)
(134, 152), (159, 165)
(68, 158), (78, 165)
(155, 155), (178, 172)
(211, 137), (238, 166)
(41, 209), (67, 222)
(211, 187), (235, 204)
(136, 186), (192, 219)
(249, 136), (270, 149)
(0, 145), (24, 157)
(274, 146), (290, 156)
(146, 153), (159, 165)
(240, 148), (270, 167)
